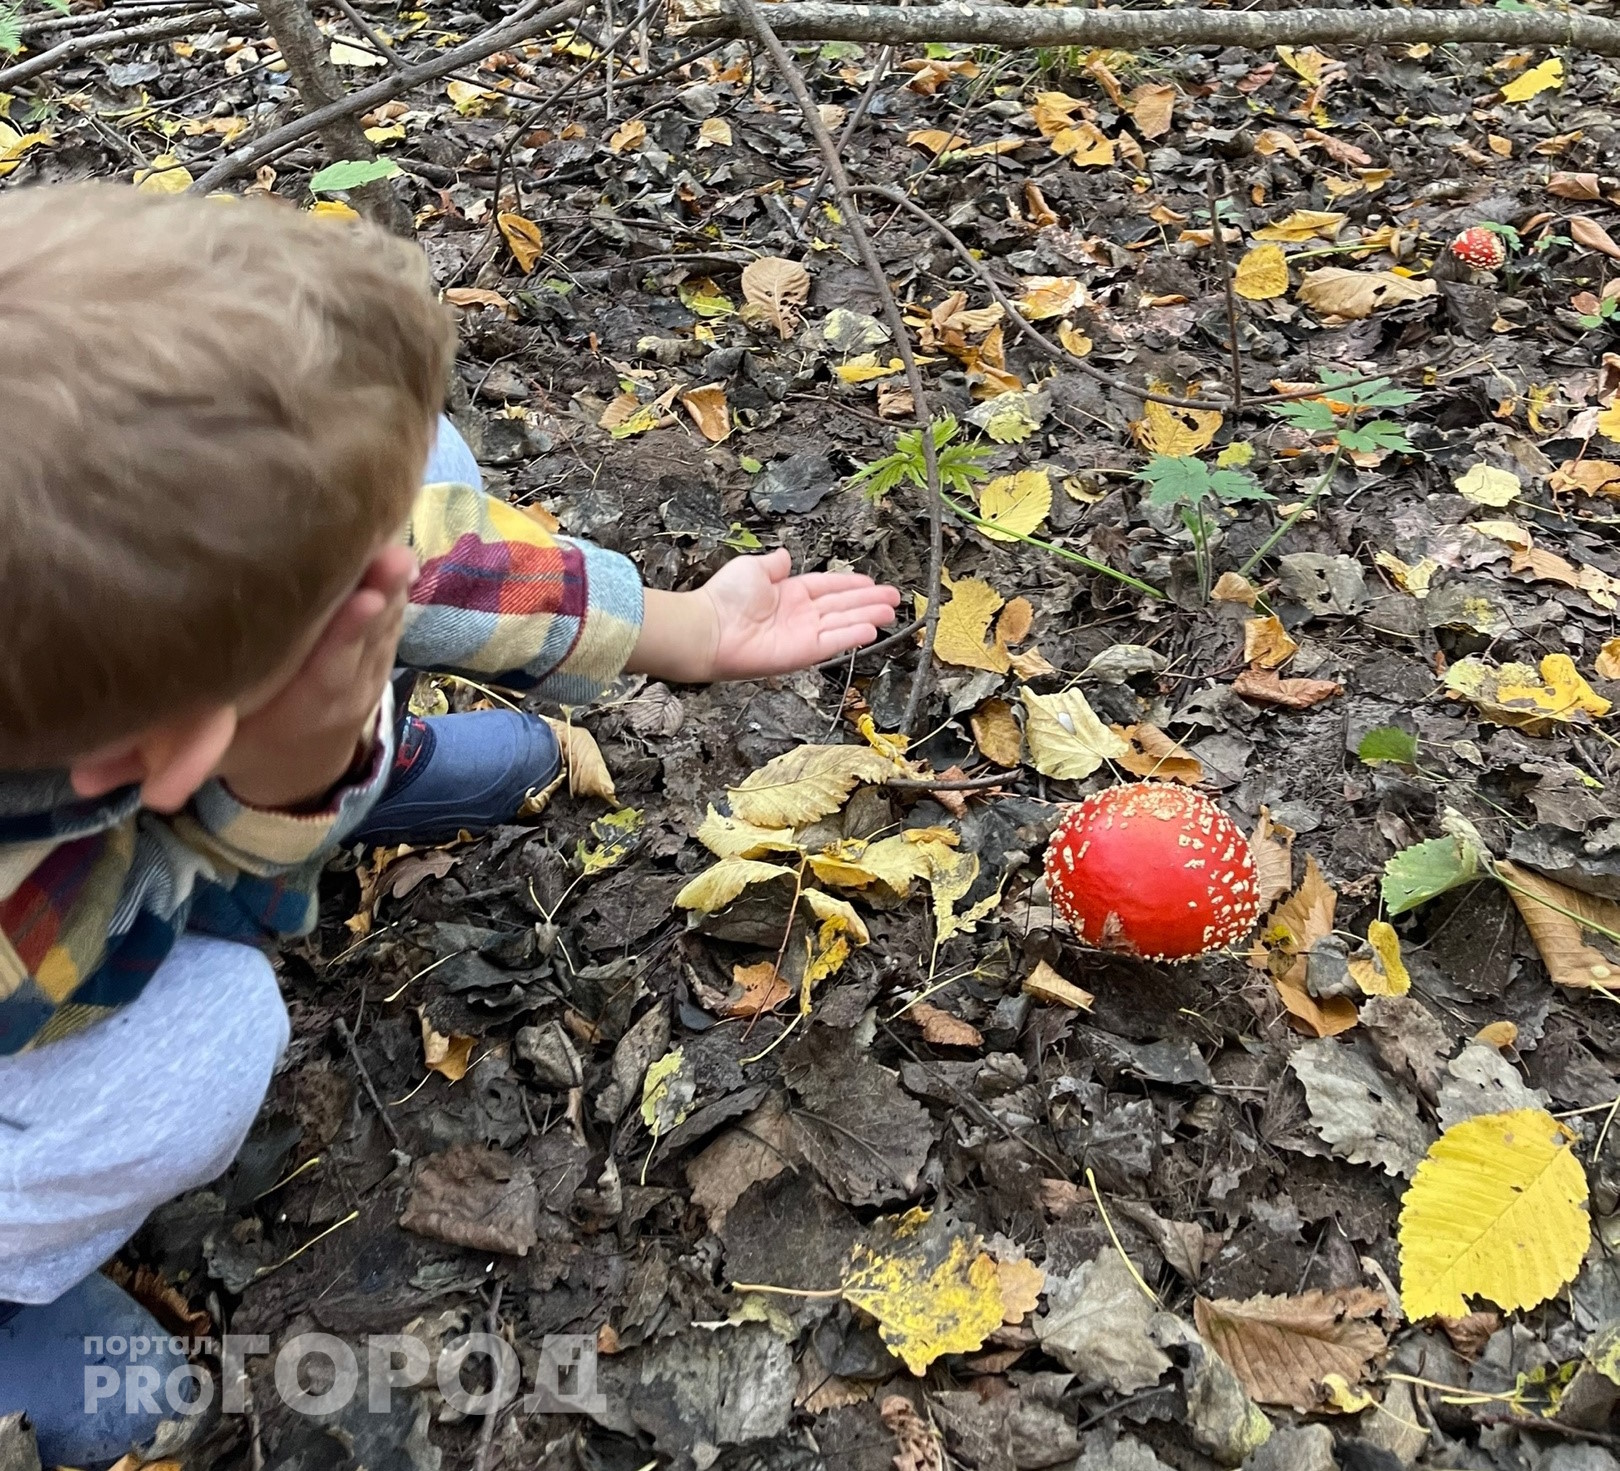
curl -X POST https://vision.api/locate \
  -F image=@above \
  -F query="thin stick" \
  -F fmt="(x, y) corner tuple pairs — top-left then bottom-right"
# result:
(1086, 1166), (1160, 1307)
(0, 4), (258, 89)
(729, 0), (943, 736)
(328, 0), (405, 67)
(189, 0), (593, 192)
(1207, 166), (1243, 414)
(335, 1016), (406, 1153)
(472, 1282), (507, 1471)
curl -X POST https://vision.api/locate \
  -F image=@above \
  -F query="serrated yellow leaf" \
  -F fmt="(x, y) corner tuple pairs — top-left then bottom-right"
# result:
(1234, 243), (1289, 301)
(695, 807), (799, 860)
(1454, 464), (1521, 506)
(980, 399), (1038, 444)
(1253, 209), (1345, 243)
(726, 744), (897, 826)
(1444, 653), (1610, 732)
(134, 153), (193, 193)
(1501, 57), (1563, 103)
(1020, 686), (1129, 780)
(975, 470), (1050, 542)
(1133, 388), (1222, 456)
(835, 353), (904, 384)
(497, 211), (544, 273)
(1398, 1109), (1589, 1320)
(934, 573), (1009, 672)
(674, 858), (795, 912)
(1348, 919), (1410, 996)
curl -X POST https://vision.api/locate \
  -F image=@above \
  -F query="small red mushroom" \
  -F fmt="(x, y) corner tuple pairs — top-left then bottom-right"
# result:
(1043, 783), (1260, 961)
(1449, 227), (1508, 272)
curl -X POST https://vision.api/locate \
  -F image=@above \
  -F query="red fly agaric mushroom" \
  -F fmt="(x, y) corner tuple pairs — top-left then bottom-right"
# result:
(1043, 783), (1260, 961)
(1449, 227), (1508, 272)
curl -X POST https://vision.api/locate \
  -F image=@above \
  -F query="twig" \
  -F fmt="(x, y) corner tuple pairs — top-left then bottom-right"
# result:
(0, 4), (258, 89)
(730, 0), (942, 735)
(689, 2), (1620, 55)
(328, 0), (405, 67)
(472, 1282), (507, 1471)
(19, 1), (224, 37)
(1206, 166), (1243, 414)
(813, 615), (922, 670)
(796, 38), (896, 228)
(334, 1016), (406, 1153)
(189, 0), (593, 192)
(885, 770), (1011, 791)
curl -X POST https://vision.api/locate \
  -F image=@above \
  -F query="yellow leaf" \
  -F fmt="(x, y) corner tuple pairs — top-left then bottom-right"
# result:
(1454, 464), (1521, 506)
(1497, 861), (1620, 989)
(1470, 519), (1531, 549)
(134, 153), (193, 193)
(0, 124), (50, 178)
(308, 200), (361, 221)
(677, 277), (736, 318)
(608, 117), (646, 152)
(365, 123), (406, 144)
(906, 127), (970, 156)
(1058, 320), (1092, 357)
(1375, 550), (1439, 598)
(1022, 959), (1094, 1010)
(1031, 90), (1083, 137)
(1018, 276), (1088, 321)
(839, 1211), (1006, 1375)
(497, 211), (544, 273)
(1597, 636), (1620, 680)
(1243, 615), (1298, 669)
(1213, 571), (1260, 605)
(697, 117), (733, 147)
(420, 1012), (475, 1082)
(976, 470), (1051, 541)
(696, 807), (799, 860)
(1598, 401), (1620, 443)
(1296, 268), (1437, 320)
(1020, 686), (1129, 780)
(1133, 388), (1223, 456)
(971, 698), (1023, 767)
(934, 574), (1009, 673)
(979, 397), (1039, 444)
(1398, 1109), (1589, 1319)
(1501, 57), (1563, 103)
(1444, 653), (1611, 732)
(726, 744), (897, 827)
(1259, 856), (1358, 1037)
(1232, 243), (1288, 301)
(836, 353), (904, 384)
(801, 887), (871, 946)
(641, 1048), (693, 1138)
(674, 858), (795, 913)
(741, 256), (811, 339)
(1348, 920), (1411, 997)
(680, 383), (730, 442)
(576, 807), (643, 875)
(446, 79), (495, 113)
(1254, 209), (1346, 243)
(1051, 121), (1114, 166)
(725, 960), (791, 1017)
(330, 38), (387, 65)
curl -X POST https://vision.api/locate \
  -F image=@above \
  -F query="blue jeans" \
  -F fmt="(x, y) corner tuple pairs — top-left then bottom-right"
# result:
(423, 413), (482, 489)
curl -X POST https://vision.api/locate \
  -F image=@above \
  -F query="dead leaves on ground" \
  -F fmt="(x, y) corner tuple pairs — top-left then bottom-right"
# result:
(1195, 1289), (1388, 1411)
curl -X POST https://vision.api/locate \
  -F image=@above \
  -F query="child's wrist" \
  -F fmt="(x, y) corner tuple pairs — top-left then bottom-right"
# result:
(627, 587), (721, 684)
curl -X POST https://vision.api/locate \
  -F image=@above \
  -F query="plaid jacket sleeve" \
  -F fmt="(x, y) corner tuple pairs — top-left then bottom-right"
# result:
(396, 482), (644, 705)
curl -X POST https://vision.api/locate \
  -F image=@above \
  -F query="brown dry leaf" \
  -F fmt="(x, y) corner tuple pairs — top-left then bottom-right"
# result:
(401, 1143), (539, 1255)
(881, 1394), (945, 1471)
(384, 848), (461, 900)
(1250, 809), (1295, 912)
(1498, 861), (1620, 988)
(420, 1012), (475, 1082)
(1233, 668), (1343, 709)
(906, 127), (970, 156)
(997, 1258), (1046, 1322)
(687, 1093), (795, 1231)
(1296, 267), (1437, 319)
(103, 1262), (212, 1339)
(607, 117), (646, 153)
(1475, 1021), (1519, 1049)
(1596, 637), (1620, 679)
(996, 596), (1034, 647)
(1129, 82), (1176, 139)
(1549, 172), (1603, 200)
(496, 211), (544, 273)
(1117, 723), (1202, 784)
(697, 116), (732, 147)
(1438, 1311), (1500, 1359)
(1024, 182), (1059, 228)
(1023, 960), (1094, 1009)
(680, 383), (730, 442)
(443, 286), (515, 316)
(725, 960), (792, 1017)
(909, 1001), (984, 1047)
(545, 718), (616, 802)
(971, 698), (1023, 767)
(1195, 1289), (1387, 1411)
(742, 256), (811, 338)
(1573, 216), (1620, 260)
(1243, 615), (1299, 668)
(1260, 856), (1357, 1036)
(1551, 458), (1620, 496)
(1512, 545), (1582, 587)
(1213, 571), (1261, 606)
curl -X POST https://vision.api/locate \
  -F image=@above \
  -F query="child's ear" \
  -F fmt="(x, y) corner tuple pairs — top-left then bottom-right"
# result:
(71, 705), (239, 813)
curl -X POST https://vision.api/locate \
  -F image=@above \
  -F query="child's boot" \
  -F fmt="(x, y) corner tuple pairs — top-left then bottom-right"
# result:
(0, 1274), (192, 1468)
(352, 708), (561, 846)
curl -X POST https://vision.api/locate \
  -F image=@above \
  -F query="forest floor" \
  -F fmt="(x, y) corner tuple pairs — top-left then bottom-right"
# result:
(12, 4), (1620, 1469)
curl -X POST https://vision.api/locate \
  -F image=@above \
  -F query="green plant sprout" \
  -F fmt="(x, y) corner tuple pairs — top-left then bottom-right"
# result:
(0, 0), (68, 54)
(1135, 454), (1272, 602)
(848, 414), (992, 501)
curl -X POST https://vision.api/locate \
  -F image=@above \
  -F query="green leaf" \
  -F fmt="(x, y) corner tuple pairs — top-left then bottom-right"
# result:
(1358, 726), (1419, 765)
(1381, 836), (1482, 916)
(848, 414), (989, 502)
(1270, 400), (1340, 433)
(0, 7), (19, 53)
(1137, 454), (1213, 509)
(1337, 420), (1411, 454)
(308, 157), (401, 194)
(1209, 467), (1271, 502)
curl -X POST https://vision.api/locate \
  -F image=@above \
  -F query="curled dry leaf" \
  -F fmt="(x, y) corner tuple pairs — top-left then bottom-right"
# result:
(881, 1395), (945, 1471)
(1243, 615), (1299, 669)
(1549, 171), (1602, 200)
(1497, 860), (1620, 988)
(1347, 920), (1411, 997)
(1571, 216), (1620, 260)
(741, 256), (811, 338)
(1249, 809), (1295, 912)
(1129, 81), (1176, 139)
(1195, 1288), (1388, 1411)
(908, 1001), (983, 1048)
(1257, 855), (1356, 1036)
(1296, 267), (1437, 320)
(1597, 636), (1620, 679)
(1232, 668), (1343, 709)
(420, 1012), (475, 1082)
(545, 717), (617, 802)
(970, 698), (1023, 767)
(1022, 960), (1094, 1010)
(680, 382), (730, 442)
(496, 211), (544, 273)
(1116, 723), (1202, 784)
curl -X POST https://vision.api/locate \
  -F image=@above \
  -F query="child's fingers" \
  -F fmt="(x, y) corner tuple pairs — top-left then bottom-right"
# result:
(818, 623), (879, 655)
(795, 571), (886, 598)
(805, 587), (902, 618)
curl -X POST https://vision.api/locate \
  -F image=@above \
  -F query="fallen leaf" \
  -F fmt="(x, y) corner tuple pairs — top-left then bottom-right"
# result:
(1250, 809), (1295, 911)
(1020, 686), (1130, 780)
(1129, 82), (1176, 139)
(1195, 1289), (1387, 1411)
(680, 383), (730, 442)
(1475, 1021), (1519, 1050)
(0, 124), (50, 179)
(1500, 56), (1563, 102)
(1035, 1251), (1172, 1393)
(997, 1258), (1046, 1323)
(976, 469), (1051, 541)
(1597, 637), (1620, 679)
(1018, 276), (1088, 321)
(909, 1001), (983, 1048)
(443, 287), (515, 316)
(607, 117), (646, 152)
(697, 116), (732, 147)
(401, 1144), (539, 1255)
(1551, 458), (1620, 495)
(677, 277), (736, 318)
(1243, 615), (1299, 668)
(1232, 668), (1343, 709)
(1443, 653), (1611, 731)
(330, 37), (386, 65)
(1051, 120), (1114, 166)
(881, 1396), (945, 1471)
(1296, 268), (1437, 320)
(1260, 857), (1356, 1036)
(1116, 723), (1202, 784)
(1497, 861), (1620, 989)
(1382, 834), (1483, 916)
(934, 573), (1010, 673)
(1133, 389), (1223, 456)
(1022, 960), (1094, 1010)
(1572, 216), (1620, 260)
(1455, 464), (1521, 506)
(640, 1047), (694, 1140)
(1058, 320), (1092, 356)
(134, 153), (193, 193)
(496, 211), (544, 273)
(546, 718), (617, 801)
(696, 807), (800, 860)
(1254, 209), (1346, 243)
(742, 256), (811, 338)
(725, 960), (792, 1016)
(835, 353), (904, 384)
(970, 699), (1023, 767)
(1290, 1038), (1434, 1177)
(905, 127), (970, 156)
(1348, 920), (1411, 997)
(446, 78), (494, 113)
(420, 1012), (476, 1082)
(1213, 571), (1261, 605)
(727, 743), (897, 826)
(1399, 1109), (1589, 1319)
(1549, 171), (1603, 199)
(1234, 244), (1290, 301)
(687, 1093), (795, 1230)
(674, 858), (795, 913)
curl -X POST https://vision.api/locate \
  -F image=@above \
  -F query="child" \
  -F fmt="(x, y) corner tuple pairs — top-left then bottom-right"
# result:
(0, 184), (900, 1465)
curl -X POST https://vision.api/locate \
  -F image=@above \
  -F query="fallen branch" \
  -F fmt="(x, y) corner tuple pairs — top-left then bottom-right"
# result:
(688, 2), (1620, 55)
(0, 3), (258, 89)
(730, 0), (945, 733)
(189, 0), (592, 192)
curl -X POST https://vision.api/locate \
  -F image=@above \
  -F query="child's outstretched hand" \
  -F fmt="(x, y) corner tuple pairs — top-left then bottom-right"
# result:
(629, 548), (902, 684)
